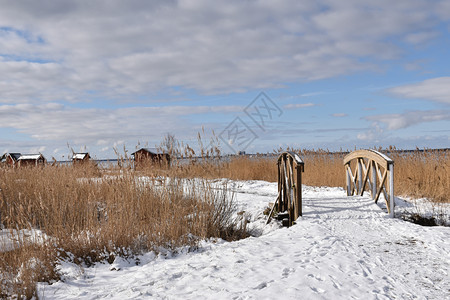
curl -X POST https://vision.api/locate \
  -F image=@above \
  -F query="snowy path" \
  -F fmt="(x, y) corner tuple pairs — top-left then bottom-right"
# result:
(39, 181), (450, 299)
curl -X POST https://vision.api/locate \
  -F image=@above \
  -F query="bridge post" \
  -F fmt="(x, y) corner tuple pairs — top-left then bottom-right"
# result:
(357, 159), (363, 195)
(389, 163), (394, 217)
(346, 167), (351, 196)
(296, 163), (303, 218)
(371, 161), (377, 200)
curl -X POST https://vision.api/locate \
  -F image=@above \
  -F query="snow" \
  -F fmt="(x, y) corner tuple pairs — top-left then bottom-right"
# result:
(0, 229), (47, 252)
(17, 180), (450, 299)
(18, 154), (42, 160)
(72, 153), (88, 160)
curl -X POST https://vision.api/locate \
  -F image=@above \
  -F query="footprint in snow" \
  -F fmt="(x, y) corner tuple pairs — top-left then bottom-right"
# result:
(254, 282), (267, 289)
(282, 267), (295, 278)
(310, 286), (325, 294)
(171, 272), (183, 279)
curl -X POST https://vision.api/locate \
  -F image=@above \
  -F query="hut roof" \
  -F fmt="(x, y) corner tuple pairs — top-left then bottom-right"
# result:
(72, 153), (90, 160)
(1, 152), (22, 162)
(18, 154), (45, 160)
(131, 148), (166, 156)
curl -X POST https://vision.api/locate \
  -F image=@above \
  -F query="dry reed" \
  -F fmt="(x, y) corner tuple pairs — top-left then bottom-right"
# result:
(169, 147), (448, 203)
(0, 163), (246, 298)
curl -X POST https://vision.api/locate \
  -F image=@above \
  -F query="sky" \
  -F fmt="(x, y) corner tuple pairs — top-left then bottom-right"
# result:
(0, 0), (449, 160)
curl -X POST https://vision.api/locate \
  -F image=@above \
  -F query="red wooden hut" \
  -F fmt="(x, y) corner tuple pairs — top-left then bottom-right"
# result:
(17, 154), (47, 167)
(131, 148), (170, 168)
(0, 153), (22, 166)
(72, 153), (91, 165)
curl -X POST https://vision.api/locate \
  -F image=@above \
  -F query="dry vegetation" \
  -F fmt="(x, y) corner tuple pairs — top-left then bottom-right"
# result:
(0, 163), (247, 298)
(390, 148), (449, 203)
(173, 148), (448, 203)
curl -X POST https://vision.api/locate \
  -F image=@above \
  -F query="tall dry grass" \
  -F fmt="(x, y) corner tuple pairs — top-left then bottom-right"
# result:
(0, 164), (246, 298)
(169, 147), (448, 203)
(390, 149), (449, 203)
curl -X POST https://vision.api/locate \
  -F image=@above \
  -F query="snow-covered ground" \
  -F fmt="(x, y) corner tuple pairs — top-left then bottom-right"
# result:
(14, 180), (450, 299)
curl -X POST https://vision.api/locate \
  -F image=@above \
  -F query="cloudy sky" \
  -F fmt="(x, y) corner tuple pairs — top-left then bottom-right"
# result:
(1, 0), (449, 159)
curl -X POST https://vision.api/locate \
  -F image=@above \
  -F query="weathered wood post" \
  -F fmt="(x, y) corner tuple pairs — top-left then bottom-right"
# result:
(295, 160), (303, 219)
(346, 165), (351, 196)
(389, 163), (394, 217)
(357, 158), (363, 194)
(371, 160), (377, 201)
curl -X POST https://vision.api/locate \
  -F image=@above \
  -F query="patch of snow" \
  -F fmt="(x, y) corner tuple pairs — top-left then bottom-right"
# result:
(18, 154), (42, 160)
(0, 229), (48, 252)
(72, 153), (88, 160)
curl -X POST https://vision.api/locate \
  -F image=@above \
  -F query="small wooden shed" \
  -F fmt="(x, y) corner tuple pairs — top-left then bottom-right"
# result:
(0, 153), (22, 166)
(131, 148), (170, 167)
(72, 152), (91, 164)
(17, 154), (47, 167)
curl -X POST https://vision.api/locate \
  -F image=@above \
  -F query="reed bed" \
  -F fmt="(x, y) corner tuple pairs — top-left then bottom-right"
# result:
(0, 164), (246, 298)
(171, 148), (448, 203)
(390, 149), (449, 203)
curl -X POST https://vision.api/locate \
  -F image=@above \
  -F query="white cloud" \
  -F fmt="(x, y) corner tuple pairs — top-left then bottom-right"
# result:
(283, 103), (316, 109)
(387, 77), (450, 104)
(357, 109), (450, 144)
(0, 103), (242, 144)
(332, 113), (347, 117)
(357, 124), (384, 141)
(365, 110), (450, 130)
(404, 31), (439, 44)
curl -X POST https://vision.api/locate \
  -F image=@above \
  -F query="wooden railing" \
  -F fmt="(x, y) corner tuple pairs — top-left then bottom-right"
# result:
(343, 150), (395, 217)
(267, 151), (304, 226)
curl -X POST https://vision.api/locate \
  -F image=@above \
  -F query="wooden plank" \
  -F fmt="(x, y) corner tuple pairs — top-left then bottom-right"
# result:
(346, 164), (351, 196)
(360, 158), (372, 196)
(357, 158), (363, 194)
(371, 160), (377, 200)
(374, 168), (387, 203)
(296, 162), (302, 217)
(266, 193), (280, 224)
(388, 163), (395, 217)
(345, 164), (356, 195)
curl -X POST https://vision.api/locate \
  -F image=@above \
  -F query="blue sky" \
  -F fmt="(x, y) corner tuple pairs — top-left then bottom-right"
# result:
(0, 0), (449, 159)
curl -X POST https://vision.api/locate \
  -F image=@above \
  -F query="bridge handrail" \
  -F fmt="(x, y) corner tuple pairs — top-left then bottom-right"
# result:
(343, 149), (393, 169)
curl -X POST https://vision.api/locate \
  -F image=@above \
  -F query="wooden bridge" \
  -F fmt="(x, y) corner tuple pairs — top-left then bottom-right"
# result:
(343, 149), (395, 217)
